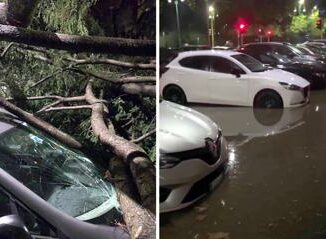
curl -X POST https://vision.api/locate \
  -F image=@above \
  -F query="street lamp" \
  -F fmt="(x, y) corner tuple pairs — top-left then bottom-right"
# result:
(168, 0), (184, 48)
(208, 5), (216, 47)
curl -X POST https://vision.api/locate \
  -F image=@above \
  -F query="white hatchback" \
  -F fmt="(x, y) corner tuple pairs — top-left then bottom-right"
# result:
(160, 50), (310, 108)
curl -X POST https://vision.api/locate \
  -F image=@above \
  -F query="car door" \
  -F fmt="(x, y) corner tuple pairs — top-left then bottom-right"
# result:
(207, 56), (249, 106)
(178, 56), (212, 102)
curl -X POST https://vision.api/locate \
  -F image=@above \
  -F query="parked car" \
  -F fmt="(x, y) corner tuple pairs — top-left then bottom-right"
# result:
(0, 108), (129, 239)
(239, 44), (326, 89)
(160, 50), (310, 108)
(160, 101), (228, 213)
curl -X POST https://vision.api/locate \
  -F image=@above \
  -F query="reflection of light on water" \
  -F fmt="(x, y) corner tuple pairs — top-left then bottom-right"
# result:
(316, 106), (319, 112)
(228, 147), (237, 169)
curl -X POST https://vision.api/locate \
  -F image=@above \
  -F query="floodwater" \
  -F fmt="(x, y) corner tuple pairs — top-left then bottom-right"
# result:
(160, 91), (326, 239)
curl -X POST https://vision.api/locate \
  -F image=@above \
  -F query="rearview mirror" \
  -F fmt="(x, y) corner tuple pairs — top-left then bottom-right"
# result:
(0, 215), (32, 239)
(231, 69), (242, 78)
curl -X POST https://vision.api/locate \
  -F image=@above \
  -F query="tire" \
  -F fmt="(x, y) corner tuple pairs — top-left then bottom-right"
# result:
(163, 85), (187, 105)
(254, 90), (283, 109)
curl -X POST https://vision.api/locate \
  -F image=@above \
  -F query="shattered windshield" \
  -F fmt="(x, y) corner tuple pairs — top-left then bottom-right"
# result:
(0, 113), (120, 219)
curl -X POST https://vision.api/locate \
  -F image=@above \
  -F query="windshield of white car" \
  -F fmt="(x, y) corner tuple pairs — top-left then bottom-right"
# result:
(232, 54), (267, 72)
(0, 113), (120, 219)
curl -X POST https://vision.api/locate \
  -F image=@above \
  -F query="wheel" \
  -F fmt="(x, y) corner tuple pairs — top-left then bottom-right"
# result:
(163, 85), (187, 105)
(254, 90), (283, 109)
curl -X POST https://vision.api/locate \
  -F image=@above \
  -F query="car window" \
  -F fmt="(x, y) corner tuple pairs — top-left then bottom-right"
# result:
(271, 45), (294, 56)
(209, 56), (245, 74)
(0, 114), (121, 221)
(231, 54), (267, 72)
(179, 56), (210, 71)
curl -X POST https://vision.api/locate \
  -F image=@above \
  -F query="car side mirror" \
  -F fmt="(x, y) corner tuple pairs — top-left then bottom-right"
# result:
(231, 69), (242, 78)
(0, 215), (32, 239)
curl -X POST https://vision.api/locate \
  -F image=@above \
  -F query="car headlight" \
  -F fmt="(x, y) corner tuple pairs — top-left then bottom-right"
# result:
(314, 72), (326, 79)
(279, 82), (301, 91)
(160, 154), (181, 169)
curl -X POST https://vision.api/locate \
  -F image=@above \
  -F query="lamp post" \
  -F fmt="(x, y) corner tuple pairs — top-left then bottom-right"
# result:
(168, 0), (184, 48)
(208, 5), (216, 47)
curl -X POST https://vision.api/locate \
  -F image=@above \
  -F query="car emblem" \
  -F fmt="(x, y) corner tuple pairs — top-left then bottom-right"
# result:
(205, 138), (218, 158)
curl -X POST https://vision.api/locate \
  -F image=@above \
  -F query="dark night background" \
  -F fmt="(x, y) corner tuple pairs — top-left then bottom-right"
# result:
(160, 0), (326, 47)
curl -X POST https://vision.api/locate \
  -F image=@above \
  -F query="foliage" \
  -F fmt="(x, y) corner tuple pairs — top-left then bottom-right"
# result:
(0, 1), (156, 161)
(289, 10), (325, 39)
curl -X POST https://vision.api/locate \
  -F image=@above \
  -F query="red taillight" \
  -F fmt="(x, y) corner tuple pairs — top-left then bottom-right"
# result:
(160, 66), (169, 77)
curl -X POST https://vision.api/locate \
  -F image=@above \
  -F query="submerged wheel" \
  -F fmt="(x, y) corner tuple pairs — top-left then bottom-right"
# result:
(163, 85), (187, 105)
(254, 90), (283, 109)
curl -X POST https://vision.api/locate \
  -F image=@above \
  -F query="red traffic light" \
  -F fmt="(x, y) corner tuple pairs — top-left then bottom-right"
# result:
(237, 22), (248, 34)
(316, 19), (323, 29)
(267, 31), (272, 35)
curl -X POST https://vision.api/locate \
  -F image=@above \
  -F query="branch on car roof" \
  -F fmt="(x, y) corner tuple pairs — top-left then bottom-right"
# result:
(0, 97), (82, 149)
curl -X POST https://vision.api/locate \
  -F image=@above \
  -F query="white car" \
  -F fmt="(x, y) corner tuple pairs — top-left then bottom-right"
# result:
(160, 101), (228, 213)
(160, 50), (310, 108)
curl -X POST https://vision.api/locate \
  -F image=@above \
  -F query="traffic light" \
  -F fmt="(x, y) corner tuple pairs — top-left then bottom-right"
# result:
(267, 30), (272, 36)
(237, 22), (248, 34)
(316, 19), (323, 30)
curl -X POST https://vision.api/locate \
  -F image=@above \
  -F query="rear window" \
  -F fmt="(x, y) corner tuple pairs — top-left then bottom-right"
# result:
(179, 56), (210, 71)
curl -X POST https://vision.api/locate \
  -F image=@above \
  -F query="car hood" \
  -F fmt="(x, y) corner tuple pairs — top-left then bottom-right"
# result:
(159, 101), (220, 153)
(254, 69), (310, 87)
(288, 61), (326, 72)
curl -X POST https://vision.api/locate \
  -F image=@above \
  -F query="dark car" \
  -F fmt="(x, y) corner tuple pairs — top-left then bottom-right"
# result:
(238, 43), (326, 89)
(0, 108), (130, 239)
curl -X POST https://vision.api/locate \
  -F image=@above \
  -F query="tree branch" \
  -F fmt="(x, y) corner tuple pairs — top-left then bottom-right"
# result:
(131, 129), (156, 143)
(66, 57), (155, 70)
(42, 105), (92, 112)
(0, 24), (155, 56)
(0, 97), (82, 148)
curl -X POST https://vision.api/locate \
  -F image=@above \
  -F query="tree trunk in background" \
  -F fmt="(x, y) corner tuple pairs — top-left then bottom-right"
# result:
(0, 0), (41, 27)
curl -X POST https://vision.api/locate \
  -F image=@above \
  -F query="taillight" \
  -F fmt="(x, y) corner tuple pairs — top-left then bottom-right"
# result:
(160, 66), (169, 77)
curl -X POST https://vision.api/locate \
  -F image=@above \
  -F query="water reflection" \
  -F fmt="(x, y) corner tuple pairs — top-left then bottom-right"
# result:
(192, 106), (306, 147)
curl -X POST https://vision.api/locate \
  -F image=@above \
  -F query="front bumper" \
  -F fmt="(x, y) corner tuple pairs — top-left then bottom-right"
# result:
(285, 86), (310, 107)
(160, 137), (228, 213)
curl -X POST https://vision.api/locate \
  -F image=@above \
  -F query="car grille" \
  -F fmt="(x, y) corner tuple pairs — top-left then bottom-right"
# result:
(181, 163), (227, 204)
(166, 131), (222, 165)
(160, 187), (172, 203)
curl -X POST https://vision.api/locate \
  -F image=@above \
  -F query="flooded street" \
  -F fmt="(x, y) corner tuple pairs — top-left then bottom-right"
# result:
(160, 91), (326, 239)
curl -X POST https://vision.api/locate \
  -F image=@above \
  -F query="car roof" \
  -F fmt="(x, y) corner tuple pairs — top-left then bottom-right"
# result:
(177, 50), (241, 58)
(243, 42), (291, 46)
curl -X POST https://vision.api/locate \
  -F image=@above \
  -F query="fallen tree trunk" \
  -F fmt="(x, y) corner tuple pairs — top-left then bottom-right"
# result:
(0, 24), (155, 56)
(85, 81), (156, 214)
(108, 157), (155, 239)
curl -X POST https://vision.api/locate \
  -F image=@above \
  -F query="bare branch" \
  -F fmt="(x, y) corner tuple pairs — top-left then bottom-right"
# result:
(28, 67), (71, 89)
(121, 83), (156, 97)
(132, 129), (156, 143)
(42, 105), (92, 112)
(65, 57), (155, 70)
(0, 42), (14, 58)
(0, 97), (82, 148)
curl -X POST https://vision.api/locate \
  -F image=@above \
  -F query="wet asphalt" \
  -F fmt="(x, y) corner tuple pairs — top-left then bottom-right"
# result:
(160, 90), (326, 239)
